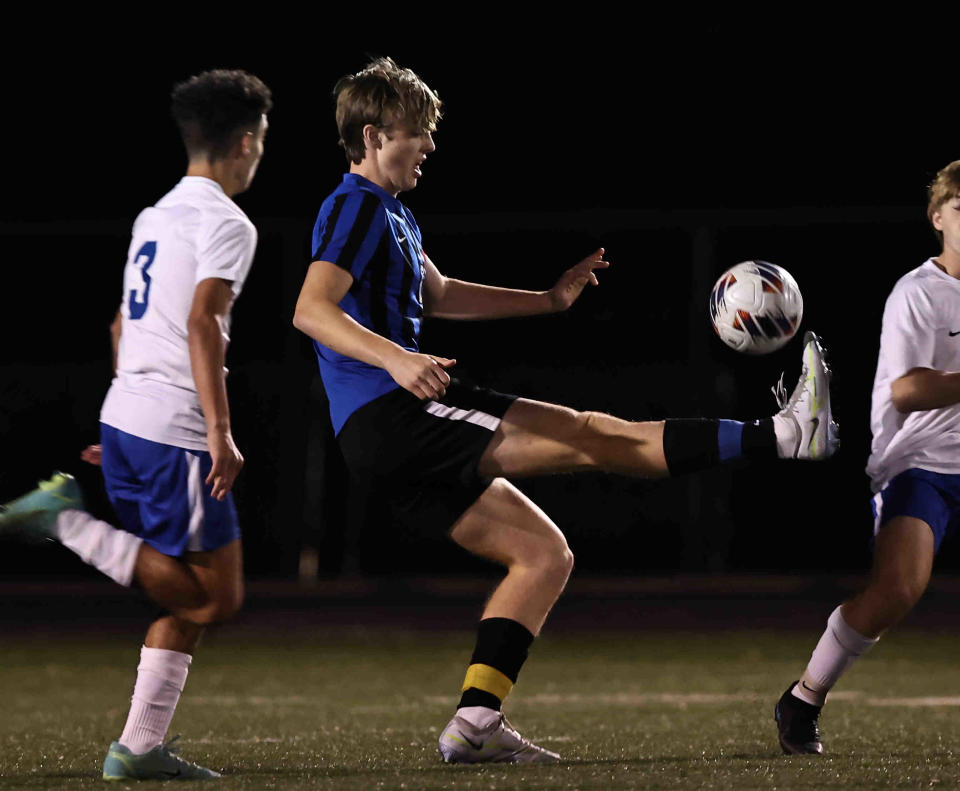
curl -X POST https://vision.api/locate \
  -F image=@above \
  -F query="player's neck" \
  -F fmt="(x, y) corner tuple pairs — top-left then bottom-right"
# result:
(934, 246), (960, 279)
(185, 160), (240, 198)
(350, 162), (398, 197)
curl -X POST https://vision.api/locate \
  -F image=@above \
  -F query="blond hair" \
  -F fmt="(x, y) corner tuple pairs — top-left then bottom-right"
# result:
(334, 57), (442, 165)
(928, 161), (960, 246)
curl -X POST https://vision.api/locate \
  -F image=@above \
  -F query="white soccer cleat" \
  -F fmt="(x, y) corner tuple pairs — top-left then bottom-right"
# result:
(438, 712), (560, 764)
(773, 331), (839, 460)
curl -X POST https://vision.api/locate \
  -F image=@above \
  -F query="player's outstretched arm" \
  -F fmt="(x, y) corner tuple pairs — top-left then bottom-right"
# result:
(188, 277), (244, 501)
(293, 261), (455, 400)
(423, 248), (609, 320)
(891, 367), (960, 412)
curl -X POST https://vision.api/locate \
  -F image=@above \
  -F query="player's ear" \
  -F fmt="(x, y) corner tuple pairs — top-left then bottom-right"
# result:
(236, 131), (254, 159)
(362, 124), (382, 153)
(932, 210), (943, 232)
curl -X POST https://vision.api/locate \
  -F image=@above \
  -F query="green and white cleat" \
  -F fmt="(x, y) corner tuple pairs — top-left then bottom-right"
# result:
(102, 738), (221, 781)
(0, 472), (84, 541)
(438, 712), (560, 764)
(772, 331), (840, 460)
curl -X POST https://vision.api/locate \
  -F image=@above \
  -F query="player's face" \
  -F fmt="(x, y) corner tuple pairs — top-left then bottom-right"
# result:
(237, 114), (268, 192)
(377, 121), (435, 195)
(933, 195), (960, 257)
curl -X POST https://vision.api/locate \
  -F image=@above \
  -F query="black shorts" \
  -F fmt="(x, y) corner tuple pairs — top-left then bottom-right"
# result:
(337, 378), (517, 533)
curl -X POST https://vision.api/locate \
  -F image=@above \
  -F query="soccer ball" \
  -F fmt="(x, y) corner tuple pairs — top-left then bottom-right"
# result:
(709, 261), (803, 354)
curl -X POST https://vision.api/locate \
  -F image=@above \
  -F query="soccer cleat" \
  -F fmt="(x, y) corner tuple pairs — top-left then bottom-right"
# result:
(0, 472), (84, 541)
(438, 711), (560, 764)
(774, 681), (824, 755)
(772, 331), (839, 460)
(102, 738), (221, 781)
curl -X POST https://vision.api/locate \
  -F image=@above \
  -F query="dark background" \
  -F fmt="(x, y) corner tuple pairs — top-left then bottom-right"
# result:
(1, 21), (953, 580)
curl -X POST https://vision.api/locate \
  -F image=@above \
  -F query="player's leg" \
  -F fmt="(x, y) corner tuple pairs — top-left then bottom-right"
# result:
(478, 331), (837, 480)
(775, 469), (945, 755)
(438, 478), (570, 763)
(107, 539), (242, 780)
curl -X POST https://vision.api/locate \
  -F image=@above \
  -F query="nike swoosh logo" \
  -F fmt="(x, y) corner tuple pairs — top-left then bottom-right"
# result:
(801, 680), (817, 692)
(462, 735), (483, 751)
(950, 330), (960, 337)
(808, 417), (820, 451)
(397, 234), (407, 245)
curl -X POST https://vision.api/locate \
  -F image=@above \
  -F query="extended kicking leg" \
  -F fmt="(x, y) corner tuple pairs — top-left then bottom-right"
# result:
(477, 331), (838, 479)
(438, 479), (570, 763)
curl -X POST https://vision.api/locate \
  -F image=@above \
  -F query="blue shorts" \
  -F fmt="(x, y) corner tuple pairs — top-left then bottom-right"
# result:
(100, 423), (241, 557)
(871, 468), (960, 552)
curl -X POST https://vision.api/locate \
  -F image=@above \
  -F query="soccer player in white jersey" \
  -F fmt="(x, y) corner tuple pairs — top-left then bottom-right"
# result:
(0, 69), (271, 780)
(775, 161), (960, 755)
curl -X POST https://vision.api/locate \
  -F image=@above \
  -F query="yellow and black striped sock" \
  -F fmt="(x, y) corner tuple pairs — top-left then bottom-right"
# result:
(457, 618), (534, 711)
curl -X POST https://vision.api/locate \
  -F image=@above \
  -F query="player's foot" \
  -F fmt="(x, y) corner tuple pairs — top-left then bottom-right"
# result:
(102, 738), (221, 781)
(772, 331), (839, 460)
(774, 681), (824, 755)
(438, 711), (560, 764)
(0, 472), (83, 541)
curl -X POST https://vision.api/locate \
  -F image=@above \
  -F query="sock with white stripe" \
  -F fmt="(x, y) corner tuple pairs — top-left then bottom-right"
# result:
(792, 605), (879, 706)
(55, 509), (143, 586)
(119, 646), (192, 755)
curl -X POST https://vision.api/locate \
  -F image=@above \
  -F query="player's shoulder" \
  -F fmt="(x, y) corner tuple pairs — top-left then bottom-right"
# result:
(883, 259), (959, 328)
(156, 177), (251, 222)
(318, 175), (391, 218)
(889, 260), (943, 300)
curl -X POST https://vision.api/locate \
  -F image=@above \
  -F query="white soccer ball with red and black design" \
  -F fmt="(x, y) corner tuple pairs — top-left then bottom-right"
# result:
(709, 261), (803, 354)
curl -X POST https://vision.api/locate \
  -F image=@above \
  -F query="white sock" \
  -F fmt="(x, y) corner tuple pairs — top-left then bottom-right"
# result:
(792, 605), (879, 706)
(772, 415), (798, 459)
(119, 646), (192, 755)
(55, 510), (142, 586)
(457, 706), (501, 729)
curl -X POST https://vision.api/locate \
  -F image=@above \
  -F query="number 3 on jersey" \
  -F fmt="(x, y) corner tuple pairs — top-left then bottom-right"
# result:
(128, 241), (157, 320)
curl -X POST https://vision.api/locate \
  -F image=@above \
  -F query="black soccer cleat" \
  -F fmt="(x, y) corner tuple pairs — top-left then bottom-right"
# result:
(774, 681), (824, 755)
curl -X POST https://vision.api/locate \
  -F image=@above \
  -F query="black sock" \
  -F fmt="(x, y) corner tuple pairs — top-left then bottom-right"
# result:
(663, 417), (777, 476)
(457, 618), (534, 711)
(741, 417), (776, 459)
(662, 418), (719, 476)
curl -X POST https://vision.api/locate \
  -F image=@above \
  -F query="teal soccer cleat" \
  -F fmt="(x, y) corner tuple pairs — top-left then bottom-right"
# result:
(102, 738), (221, 781)
(0, 472), (84, 541)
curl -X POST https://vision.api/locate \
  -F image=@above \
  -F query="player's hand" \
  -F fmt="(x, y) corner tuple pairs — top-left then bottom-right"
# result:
(385, 349), (456, 401)
(206, 428), (244, 501)
(80, 444), (103, 466)
(548, 248), (610, 311)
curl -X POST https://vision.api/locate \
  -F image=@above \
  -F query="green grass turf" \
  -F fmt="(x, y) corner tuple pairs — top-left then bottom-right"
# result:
(2, 625), (960, 790)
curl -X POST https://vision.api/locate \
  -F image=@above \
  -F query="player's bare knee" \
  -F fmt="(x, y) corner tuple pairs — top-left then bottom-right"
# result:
(192, 587), (243, 626)
(883, 578), (926, 616)
(530, 534), (574, 587)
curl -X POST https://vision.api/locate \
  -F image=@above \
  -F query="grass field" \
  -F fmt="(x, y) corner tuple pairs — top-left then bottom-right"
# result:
(3, 615), (960, 790)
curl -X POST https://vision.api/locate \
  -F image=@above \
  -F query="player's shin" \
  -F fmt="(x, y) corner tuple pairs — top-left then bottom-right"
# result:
(792, 605), (879, 706)
(55, 510), (143, 586)
(457, 617), (534, 725)
(118, 645), (192, 755)
(661, 418), (776, 476)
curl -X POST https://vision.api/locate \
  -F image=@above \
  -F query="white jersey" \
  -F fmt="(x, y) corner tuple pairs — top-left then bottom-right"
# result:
(866, 259), (960, 491)
(100, 177), (257, 451)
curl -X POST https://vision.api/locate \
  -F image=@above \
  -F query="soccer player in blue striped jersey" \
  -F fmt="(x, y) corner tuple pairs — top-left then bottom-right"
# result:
(294, 57), (839, 764)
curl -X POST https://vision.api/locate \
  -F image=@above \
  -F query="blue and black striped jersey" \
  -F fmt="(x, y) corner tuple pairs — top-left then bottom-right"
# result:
(310, 174), (427, 433)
